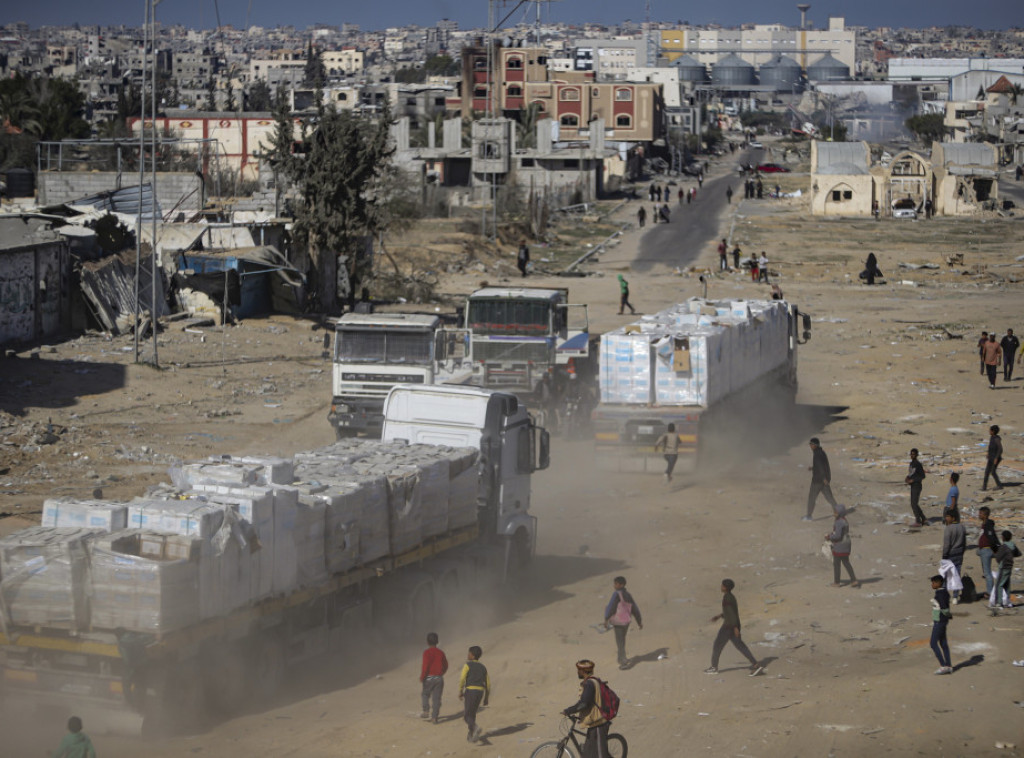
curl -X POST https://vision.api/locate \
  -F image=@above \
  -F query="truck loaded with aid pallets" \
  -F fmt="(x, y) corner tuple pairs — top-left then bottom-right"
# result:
(0, 385), (548, 734)
(592, 297), (810, 473)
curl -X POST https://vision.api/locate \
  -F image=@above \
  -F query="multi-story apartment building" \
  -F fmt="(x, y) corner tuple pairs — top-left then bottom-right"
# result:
(323, 48), (364, 77)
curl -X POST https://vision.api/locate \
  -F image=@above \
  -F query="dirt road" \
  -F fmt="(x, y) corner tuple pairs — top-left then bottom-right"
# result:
(3, 146), (1024, 756)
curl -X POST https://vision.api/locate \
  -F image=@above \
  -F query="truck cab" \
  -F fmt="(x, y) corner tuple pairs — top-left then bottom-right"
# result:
(383, 384), (549, 564)
(463, 287), (590, 398)
(328, 313), (472, 437)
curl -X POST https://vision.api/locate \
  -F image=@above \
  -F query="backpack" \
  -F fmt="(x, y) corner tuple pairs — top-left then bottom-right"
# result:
(610, 591), (632, 626)
(595, 677), (620, 722)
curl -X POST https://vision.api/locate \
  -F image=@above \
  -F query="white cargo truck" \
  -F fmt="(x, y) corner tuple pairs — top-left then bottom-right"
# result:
(592, 297), (810, 472)
(327, 313), (473, 437)
(0, 386), (548, 734)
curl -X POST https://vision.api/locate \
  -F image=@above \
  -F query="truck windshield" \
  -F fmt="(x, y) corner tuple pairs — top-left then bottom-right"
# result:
(467, 300), (551, 336)
(336, 330), (433, 364)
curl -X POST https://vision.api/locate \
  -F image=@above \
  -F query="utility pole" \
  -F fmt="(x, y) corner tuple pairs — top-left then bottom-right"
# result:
(134, 0), (148, 364)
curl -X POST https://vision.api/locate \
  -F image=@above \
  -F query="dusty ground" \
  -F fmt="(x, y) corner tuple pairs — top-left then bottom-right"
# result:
(2, 140), (1024, 757)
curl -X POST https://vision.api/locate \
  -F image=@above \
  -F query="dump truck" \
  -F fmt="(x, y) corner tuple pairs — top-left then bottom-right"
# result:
(0, 385), (548, 734)
(463, 286), (593, 411)
(592, 297), (810, 472)
(327, 313), (473, 437)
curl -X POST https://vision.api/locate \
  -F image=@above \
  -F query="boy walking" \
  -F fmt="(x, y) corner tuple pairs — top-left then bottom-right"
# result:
(930, 575), (953, 675)
(419, 632), (448, 723)
(944, 472), (959, 517)
(905, 448), (927, 526)
(604, 576), (643, 669)
(827, 505), (860, 588)
(991, 530), (1019, 609)
(653, 423), (683, 482)
(51, 716), (96, 758)
(705, 579), (763, 676)
(458, 646), (490, 743)
(976, 506), (1000, 596)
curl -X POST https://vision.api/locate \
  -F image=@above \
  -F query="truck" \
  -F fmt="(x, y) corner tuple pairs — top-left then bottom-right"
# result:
(592, 297), (810, 472)
(0, 385), (548, 735)
(327, 312), (473, 437)
(463, 286), (592, 401)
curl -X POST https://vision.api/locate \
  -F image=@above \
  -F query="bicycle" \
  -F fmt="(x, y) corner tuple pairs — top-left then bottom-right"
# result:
(529, 713), (628, 758)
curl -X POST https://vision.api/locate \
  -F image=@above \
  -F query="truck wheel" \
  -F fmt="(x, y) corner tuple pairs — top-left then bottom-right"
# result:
(204, 647), (249, 715)
(143, 661), (207, 737)
(251, 635), (286, 704)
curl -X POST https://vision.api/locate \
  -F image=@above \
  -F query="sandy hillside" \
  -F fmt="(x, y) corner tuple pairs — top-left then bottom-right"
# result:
(2, 141), (1023, 757)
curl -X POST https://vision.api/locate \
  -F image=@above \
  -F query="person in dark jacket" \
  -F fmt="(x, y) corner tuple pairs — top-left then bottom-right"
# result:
(804, 437), (838, 520)
(983, 425), (1003, 491)
(976, 506), (1001, 596)
(1000, 329), (1019, 380)
(705, 579), (763, 676)
(991, 531), (1019, 609)
(864, 252), (880, 285)
(517, 243), (530, 277)
(604, 576), (642, 669)
(929, 575), (953, 674)
(458, 646), (490, 743)
(562, 659), (610, 758)
(942, 509), (967, 602)
(827, 505), (860, 588)
(905, 448), (927, 526)
(977, 330), (989, 375)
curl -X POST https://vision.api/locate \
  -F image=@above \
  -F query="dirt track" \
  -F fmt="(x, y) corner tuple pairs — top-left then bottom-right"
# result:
(3, 141), (1024, 756)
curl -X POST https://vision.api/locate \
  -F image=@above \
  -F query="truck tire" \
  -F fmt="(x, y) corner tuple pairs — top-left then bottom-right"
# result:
(251, 634), (286, 705)
(204, 647), (250, 715)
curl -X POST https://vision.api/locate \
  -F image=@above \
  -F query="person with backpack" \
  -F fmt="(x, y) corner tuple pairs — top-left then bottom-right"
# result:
(705, 579), (763, 676)
(905, 448), (927, 526)
(562, 659), (616, 758)
(603, 576), (642, 670)
(929, 574), (953, 675)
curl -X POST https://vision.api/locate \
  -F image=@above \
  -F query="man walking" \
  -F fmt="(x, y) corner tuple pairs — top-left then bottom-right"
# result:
(726, 185), (734, 204)
(637, 205), (646, 228)
(732, 244), (742, 270)
(1000, 328), (1019, 380)
(603, 576), (642, 669)
(419, 632), (448, 723)
(942, 509), (967, 603)
(616, 274), (636, 316)
(517, 243), (530, 278)
(983, 424), (1003, 491)
(804, 437), (838, 521)
(562, 660), (610, 758)
(705, 579), (763, 676)
(977, 506), (1000, 597)
(718, 238), (729, 271)
(905, 448), (927, 526)
(982, 333), (1002, 389)
(977, 330), (989, 375)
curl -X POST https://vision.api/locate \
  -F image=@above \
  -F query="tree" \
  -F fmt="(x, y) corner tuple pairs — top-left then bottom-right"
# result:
(205, 76), (217, 111)
(263, 90), (297, 217)
(423, 54), (459, 78)
(35, 78), (90, 141)
(284, 105), (394, 313)
(303, 41), (326, 89)
(905, 113), (945, 144)
(246, 80), (273, 112)
(394, 67), (426, 84)
(515, 103), (541, 149)
(225, 80), (237, 112)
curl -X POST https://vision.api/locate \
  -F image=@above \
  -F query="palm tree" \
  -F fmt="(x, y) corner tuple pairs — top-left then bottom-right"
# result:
(0, 89), (42, 135)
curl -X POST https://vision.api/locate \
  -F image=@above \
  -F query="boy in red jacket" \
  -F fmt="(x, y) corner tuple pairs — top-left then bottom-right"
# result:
(420, 632), (448, 723)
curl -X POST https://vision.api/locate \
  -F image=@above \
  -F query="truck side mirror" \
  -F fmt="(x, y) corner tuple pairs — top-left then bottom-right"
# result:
(537, 428), (551, 471)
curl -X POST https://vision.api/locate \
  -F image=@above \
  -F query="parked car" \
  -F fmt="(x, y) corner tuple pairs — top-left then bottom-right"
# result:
(892, 198), (918, 219)
(757, 163), (790, 173)
(748, 140), (764, 149)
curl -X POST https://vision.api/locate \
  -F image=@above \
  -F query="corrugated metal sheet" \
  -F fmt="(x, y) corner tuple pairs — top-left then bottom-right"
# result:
(69, 184), (163, 223)
(939, 143), (996, 168)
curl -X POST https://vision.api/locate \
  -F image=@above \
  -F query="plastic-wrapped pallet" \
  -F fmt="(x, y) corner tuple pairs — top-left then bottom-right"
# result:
(168, 455), (295, 490)
(41, 498), (127, 532)
(0, 527), (98, 630)
(89, 530), (200, 634)
(294, 484), (361, 575)
(127, 499), (226, 539)
(292, 497), (327, 587)
(189, 484), (275, 600)
(448, 465), (479, 530)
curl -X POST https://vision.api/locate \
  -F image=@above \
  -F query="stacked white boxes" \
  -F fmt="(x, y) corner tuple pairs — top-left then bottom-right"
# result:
(89, 530), (200, 633)
(126, 499), (226, 538)
(41, 498), (128, 532)
(292, 482), (364, 575)
(601, 298), (791, 409)
(0, 527), (98, 629)
(168, 456), (295, 490)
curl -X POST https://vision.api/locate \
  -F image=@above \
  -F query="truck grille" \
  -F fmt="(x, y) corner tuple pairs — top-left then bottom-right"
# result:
(472, 340), (550, 365)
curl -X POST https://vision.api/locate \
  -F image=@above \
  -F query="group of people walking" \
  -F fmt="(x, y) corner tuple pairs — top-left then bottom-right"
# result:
(977, 329), (1020, 389)
(803, 432), (1018, 677)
